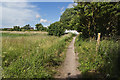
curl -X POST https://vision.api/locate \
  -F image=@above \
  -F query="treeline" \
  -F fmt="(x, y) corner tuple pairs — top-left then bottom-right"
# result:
(2, 2), (120, 37)
(48, 1), (120, 37)
(2, 23), (47, 31)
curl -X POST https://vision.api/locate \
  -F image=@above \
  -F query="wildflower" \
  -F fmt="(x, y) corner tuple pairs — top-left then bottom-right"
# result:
(108, 62), (110, 64)
(106, 74), (110, 77)
(5, 60), (7, 63)
(105, 52), (107, 55)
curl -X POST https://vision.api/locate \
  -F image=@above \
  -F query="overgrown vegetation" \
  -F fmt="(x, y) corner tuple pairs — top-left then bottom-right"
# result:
(35, 23), (47, 31)
(48, 21), (65, 37)
(2, 33), (73, 78)
(1, 2), (120, 38)
(1, 1), (120, 79)
(75, 34), (120, 79)
(61, 2), (120, 38)
(47, 2), (119, 37)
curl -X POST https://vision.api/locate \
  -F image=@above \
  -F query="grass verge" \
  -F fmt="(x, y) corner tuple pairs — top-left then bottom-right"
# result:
(2, 32), (73, 78)
(75, 35), (120, 79)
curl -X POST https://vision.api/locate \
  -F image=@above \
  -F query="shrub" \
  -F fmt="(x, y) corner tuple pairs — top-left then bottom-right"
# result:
(48, 21), (65, 37)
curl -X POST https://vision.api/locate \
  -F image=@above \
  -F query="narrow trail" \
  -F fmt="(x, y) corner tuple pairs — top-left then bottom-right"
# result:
(55, 37), (81, 79)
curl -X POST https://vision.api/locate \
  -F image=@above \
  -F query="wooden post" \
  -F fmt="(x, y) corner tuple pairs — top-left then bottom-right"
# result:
(96, 33), (101, 52)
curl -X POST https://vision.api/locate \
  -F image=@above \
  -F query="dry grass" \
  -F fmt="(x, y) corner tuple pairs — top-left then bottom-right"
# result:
(2, 32), (72, 78)
(1, 31), (48, 34)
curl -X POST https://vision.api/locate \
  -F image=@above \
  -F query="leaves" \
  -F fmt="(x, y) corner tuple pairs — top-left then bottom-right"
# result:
(35, 23), (47, 31)
(60, 2), (120, 37)
(48, 21), (65, 37)
(75, 36), (120, 77)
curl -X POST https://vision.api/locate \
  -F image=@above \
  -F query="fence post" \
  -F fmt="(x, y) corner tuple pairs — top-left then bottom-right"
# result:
(96, 33), (101, 52)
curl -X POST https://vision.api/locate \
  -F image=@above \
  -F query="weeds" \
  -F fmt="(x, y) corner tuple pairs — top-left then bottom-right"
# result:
(2, 33), (72, 78)
(75, 35), (120, 78)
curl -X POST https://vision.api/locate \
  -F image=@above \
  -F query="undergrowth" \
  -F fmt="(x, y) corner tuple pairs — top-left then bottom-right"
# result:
(2, 33), (73, 78)
(75, 34), (120, 79)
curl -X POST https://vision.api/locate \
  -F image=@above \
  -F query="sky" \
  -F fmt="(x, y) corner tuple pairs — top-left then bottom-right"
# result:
(0, 1), (76, 28)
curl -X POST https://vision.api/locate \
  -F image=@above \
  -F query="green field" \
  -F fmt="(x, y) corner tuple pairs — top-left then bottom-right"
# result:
(75, 35), (120, 78)
(2, 32), (73, 78)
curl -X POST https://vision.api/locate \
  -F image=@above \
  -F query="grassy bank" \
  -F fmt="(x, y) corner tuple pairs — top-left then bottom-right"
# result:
(2, 32), (73, 78)
(75, 35), (120, 79)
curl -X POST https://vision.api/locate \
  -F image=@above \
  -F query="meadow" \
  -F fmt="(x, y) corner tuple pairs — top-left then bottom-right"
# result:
(2, 32), (73, 78)
(75, 35), (120, 79)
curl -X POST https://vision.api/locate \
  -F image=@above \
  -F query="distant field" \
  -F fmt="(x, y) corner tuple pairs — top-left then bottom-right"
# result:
(0, 31), (48, 37)
(2, 32), (73, 78)
(1, 31), (48, 34)
(1, 32), (47, 37)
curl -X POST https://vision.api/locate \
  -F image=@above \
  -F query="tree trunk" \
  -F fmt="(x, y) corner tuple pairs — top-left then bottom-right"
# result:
(88, 21), (92, 42)
(92, 7), (96, 40)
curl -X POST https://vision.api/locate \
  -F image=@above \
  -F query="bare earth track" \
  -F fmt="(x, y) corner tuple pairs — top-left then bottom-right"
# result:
(55, 37), (81, 79)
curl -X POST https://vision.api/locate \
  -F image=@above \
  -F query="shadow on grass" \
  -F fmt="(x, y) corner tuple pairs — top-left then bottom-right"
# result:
(64, 71), (119, 80)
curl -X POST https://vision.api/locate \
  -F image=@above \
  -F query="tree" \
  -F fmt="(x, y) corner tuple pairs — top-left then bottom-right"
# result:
(48, 21), (65, 37)
(68, 2), (120, 38)
(21, 24), (31, 31)
(35, 23), (48, 31)
(35, 23), (44, 31)
(48, 1), (120, 38)
(60, 8), (78, 30)
(13, 26), (21, 31)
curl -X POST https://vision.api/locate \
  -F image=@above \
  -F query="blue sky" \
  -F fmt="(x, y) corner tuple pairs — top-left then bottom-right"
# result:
(1, 2), (76, 28)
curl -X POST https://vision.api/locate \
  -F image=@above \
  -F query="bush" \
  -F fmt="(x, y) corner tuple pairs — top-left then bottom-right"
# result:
(48, 21), (65, 37)
(35, 23), (47, 31)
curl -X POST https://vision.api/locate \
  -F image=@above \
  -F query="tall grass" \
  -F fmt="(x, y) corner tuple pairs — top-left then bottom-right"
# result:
(75, 35), (120, 78)
(2, 33), (73, 78)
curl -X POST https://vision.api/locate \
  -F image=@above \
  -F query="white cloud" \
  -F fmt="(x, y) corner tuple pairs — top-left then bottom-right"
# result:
(60, 11), (64, 15)
(2, 2), (36, 8)
(1, 0), (74, 2)
(2, 0), (119, 2)
(36, 14), (41, 18)
(67, 3), (74, 8)
(60, 7), (64, 11)
(1, 0), (28, 2)
(1, 2), (38, 28)
(60, 7), (65, 15)
(40, 19), (51, 23)
(0, 3), (2, 28)
(44, 24), (49, 27)
(58, 17), (60, 21)
(67, 3), (77, 8)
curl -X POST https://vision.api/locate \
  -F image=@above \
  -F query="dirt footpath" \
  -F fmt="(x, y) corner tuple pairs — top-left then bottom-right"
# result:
(55, 37), (81, 79)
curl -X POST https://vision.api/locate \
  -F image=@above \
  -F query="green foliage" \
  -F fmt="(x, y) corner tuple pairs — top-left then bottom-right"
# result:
(35, 23), (47, 31)
(60, 2), (120, 38)
(2, 33), (73, 78)
(2, 28), (14, 31)
(13, 26), (21, 31)
(75, 35), (120, 78)
(48, 21), (65, 37)
(2, 24), (34, 31)
(60, 8), (78, 30)
(21, 24), (31, 31)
